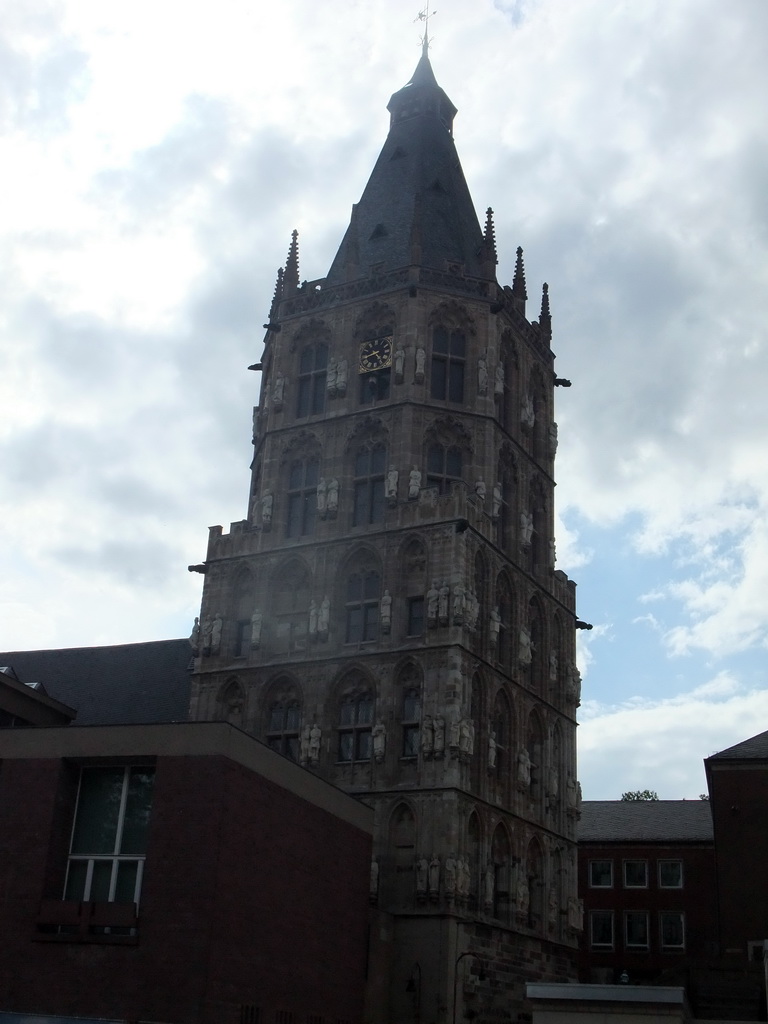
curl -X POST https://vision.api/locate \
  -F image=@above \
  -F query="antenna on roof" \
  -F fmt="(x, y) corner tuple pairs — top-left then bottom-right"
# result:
(415, 2), (437, 55)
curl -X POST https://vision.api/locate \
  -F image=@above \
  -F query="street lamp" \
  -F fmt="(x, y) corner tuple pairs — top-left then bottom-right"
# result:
(452, 951), (486, 1024)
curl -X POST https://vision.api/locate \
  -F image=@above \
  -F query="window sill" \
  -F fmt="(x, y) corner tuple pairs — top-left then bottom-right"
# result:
(35, 899), (138, 944)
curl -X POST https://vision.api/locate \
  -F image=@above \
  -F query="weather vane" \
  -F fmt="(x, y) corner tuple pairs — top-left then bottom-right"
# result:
(415, 2), (437, 54)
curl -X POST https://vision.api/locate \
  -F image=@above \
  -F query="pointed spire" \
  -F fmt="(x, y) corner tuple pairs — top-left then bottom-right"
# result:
(539, 282), (552, 342)
(268, 267), (284, 320)
(483, 208), (498, 267)
(511, 246), (528, 314)
(283, 229), (299, 293)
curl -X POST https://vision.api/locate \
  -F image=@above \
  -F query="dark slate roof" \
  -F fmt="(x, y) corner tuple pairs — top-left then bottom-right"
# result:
(579, 801), (713, 843)
(707, 728), (768, 761)
(0, 640), (193, 726)
(325, 54), (486, 283)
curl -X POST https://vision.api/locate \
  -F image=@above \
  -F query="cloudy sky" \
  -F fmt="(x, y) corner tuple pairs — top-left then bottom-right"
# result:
(3, 0), (767, 799)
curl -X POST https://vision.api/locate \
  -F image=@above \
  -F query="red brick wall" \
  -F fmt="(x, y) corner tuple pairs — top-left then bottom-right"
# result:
(0, 753), (371, 1024)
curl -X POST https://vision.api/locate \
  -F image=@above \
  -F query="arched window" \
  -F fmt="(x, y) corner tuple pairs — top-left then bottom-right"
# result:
(401, 687), (421, 758)
(345, 570), (381, 644)
(296, 343), (328, 417)
(267, 698), (301, 760)
(491, 824), (512, 922)
(430, 327), (465, 403)
(426, 443), (462, 495)
(286, 457), (319, 538)
(338, 691), (374, 762)
(353, 444), (386, 526)
(218, 678), (245, 726)
(272, 562), (311, 654)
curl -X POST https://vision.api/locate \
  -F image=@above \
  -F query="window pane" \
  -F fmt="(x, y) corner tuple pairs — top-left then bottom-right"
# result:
(289, 462), (303, 489)
(339, 701), (355, 726)
(363, 605), (379, 641)
(403, 690), (420, 720)
(297, 377), (310, 418)
(114, 860), (139, 903)
(357, 729), (372, 761)
(71, 767), (124, 855)
(90, 860), (113, 902)
(357, 696), (373, 724)
(408, 596), (424, 635)
(301, 493), (316, 536)
(338, 732), (353, 762)
(403, 725), (419, 757)
(433, 328), (449, 353)
(285, 704), (300, 730)
(427, 446), (443, 474)
(430, 358), (446, 400)
(120, 768), (154, 854)
(660, 912), (684, 948)
(346, 607), (362, 643)
(448, 361), (464, 403)
(269, 706), (285, 731)
(370, 479), (385, 523)
(591, 911), (613, 948)
(659, 860), (682, 887)
(625, 912), (649, 947)
(589, 861), (613, 887)
(363, 572), (380, 601)
(371, 445), (386, 474)
(64, 860), (88, 901)
(355, 450), (369, 476)
(450, 331), (466, 357)
(315, 344), (328, 369)
(347, 573), (362, 601)
(446, 448), (462, 478)
(353, 482), (368, 526)
(624, 860), (648, 887)
(286, 736), (299, 762)
(305, 458), (319, 487)
(311, 373), (326, 414)
(300, 348), (314, 373)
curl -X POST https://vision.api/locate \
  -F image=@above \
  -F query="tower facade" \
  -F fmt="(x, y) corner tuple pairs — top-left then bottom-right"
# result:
(189, 50), (582, 1022)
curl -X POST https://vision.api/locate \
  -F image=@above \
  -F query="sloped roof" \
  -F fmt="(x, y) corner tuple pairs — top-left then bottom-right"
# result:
(0, 639), (192, 726)
(579, 800), (713, 843)
(707, 728), (768, 761)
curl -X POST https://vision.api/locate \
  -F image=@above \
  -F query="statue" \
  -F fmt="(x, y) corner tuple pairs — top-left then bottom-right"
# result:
(429, 854), (440, 895)
(201, 617), (213, 652)
(484, 863), (495, 909)
(326, 477), (339, 515)
(566, 775), (578, 811)
(494, 361), (505, 395)
(416, 857), (428, 895)
(299, 724), (311, 764)
(372, 720), (386, 762)
(426, 581), (439, 623)
(547, 765), (559, 801)
(489, 607), (501, 645)
(459, 718), (472, 754)
(549, 421), (558, 455)
(433, 716), (445, 756)
(517, 874), (530, 914)
(308, 600), (318, 637)
(370, 859), (379, 902)
(488, 731), (498, 770)
(548, 886), (558, 928)
(452, 583), (465, 623)
(565, 663), (581, 705)
(521, 394), (535, 429)
(261, 492), (273, 526)
(520, 511), (534, 546)
(316, 477), (327, 516)
(318, 596), (330, 635)
(394, 345), (405, 381)
(477, 354), (488, 394)
(408, 466), (421, 499)
(385, 466), (398, 501)
(458, 858), (470, 899)
(474, 478), (486, 502)
(492, 482), (502, 519)
(517, 748), (532, 789)
(210, 614), (223, 654)
(548, 538), (556, 567)
(421, 715), (434, 756)
(380, 590), (392, 632)
(448, 708), (461, 750)
(466, 591), (479, 631)
(326, 358), (338, 395)
(336, 358), (348, 395)
(518, 625), (533, 665)
(414, 346), (426, 382)
(444, 856), (457, 894)
(308, 723), (321, 763)
(272, 373), (285, 408)
(188, 616), (200, 653)
(438, 581), (449, 624)
(549, 649), (558, 682)
(250, 609), (263, 649)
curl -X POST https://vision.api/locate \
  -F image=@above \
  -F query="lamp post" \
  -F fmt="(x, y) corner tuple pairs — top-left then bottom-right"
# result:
(452, 951), (485, 1024)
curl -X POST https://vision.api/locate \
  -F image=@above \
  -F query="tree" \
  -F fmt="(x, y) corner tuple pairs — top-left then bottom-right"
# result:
(620, 789), (659, 801)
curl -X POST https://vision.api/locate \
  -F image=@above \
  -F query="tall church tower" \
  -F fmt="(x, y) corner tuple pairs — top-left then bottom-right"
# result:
(189, 46), (583, 1022)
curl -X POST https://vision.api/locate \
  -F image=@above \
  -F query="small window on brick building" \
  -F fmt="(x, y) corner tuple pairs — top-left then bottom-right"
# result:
(658, 860), (683, 888)
(590, 910), (614, 949)
(660, 911), (685, 950)
(623, 860), (648, 888)
(625, 911), (649, 949)
(589, 860), (613, 888)
(65, 766), (155, 906)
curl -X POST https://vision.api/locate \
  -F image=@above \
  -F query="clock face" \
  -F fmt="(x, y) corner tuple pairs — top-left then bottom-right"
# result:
(359, 335), (393, 373)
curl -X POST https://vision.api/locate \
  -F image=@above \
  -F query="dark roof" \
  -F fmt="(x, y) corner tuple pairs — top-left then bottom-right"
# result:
(0, 640), (192, 726)
(325, 54), (487, 284)
(579, 801), (713, 843)
(707, 728), (768, 761)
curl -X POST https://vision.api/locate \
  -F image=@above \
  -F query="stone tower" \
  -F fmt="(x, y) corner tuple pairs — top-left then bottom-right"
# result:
(189, 46), (582, 1023)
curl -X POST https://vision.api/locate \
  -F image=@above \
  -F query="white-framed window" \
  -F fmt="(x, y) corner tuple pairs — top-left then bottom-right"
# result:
(658, 859), (683, 888)
(65, 765), (155, 906)
(625, 911), (649, 949)
(660, 911), (685, 950)
(589, 860), (613, 888)
(590, 910), (614, 949)
(623, 859), (648, 888)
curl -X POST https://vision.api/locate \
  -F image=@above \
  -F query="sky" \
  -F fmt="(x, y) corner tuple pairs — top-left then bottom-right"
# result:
(2, 0), (767, 799)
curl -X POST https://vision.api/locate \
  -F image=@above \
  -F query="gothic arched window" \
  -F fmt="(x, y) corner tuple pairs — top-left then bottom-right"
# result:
(353, 444), (386, 526)
(338, 691), (374, 762)
(345, 570), (381, 643)
(286, 457), (319, 538)
(296, 342), (328, 418)
(267, 698), (301, 760)
(426, 443), (462, 495)
(430, 326), (465, 403)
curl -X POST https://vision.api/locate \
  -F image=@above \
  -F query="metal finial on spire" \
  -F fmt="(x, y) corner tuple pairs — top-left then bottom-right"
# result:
(415, 3), (437, 55)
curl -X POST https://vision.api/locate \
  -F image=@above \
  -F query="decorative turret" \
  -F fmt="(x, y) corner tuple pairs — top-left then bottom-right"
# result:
(268, 267), (284, 322)
(283, 229), (300, 294)
(482, 207), (498, 273)
(539, 281), (552, 343)
(511, 246), (528, 315)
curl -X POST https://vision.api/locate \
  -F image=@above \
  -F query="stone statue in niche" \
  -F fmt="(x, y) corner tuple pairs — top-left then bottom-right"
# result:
(380, 589), (392, 632)
(458, 858), (470, 899)
(326, 477), (339, 516)
(444, 856), (457, 895)
(261, 492), (273, 528)
(549, 538), (556, 567)
(336, 358), (348, 395)
(438, 580), (450, 624)
(372, 720), (386, 762)
(549, 649), (558, 682)
(477, 353), (488, 394)
(452, 582), (465, 623)
(433, 715), (445, 757)
(492, 482), (502, 519)
(517, 875), (530, 915)
(519, 625), (533, 665)
(272, 373), (285, 409)
(385, 466), (398, 502)
(549, 421), (558, 455)
(421, 715), (434, 757)
(326, 358), (338, 396)
(547, 766), (559, 802)
(488, 731), (498, 770)
(316, 477), (327, 516)
(426, 581), (439, 624)
(495, 361), (505, 395)
(318, 596), (330, 637)
(429, 855), (440, 896)
(548, 886), (558, 928)
(308, 600), (318, 638)
(520, 511), (534, 546)
(489, 606), (501, 646)
(465, 590), (479, 631)
(448, 707), (461, 751)
(416, 857), (428, 895)
(308, 722), (322, 763)
(565, 663), (581, 706)
(408, 466), (421, 499)
(474, 479), (486, 503)
(484, 863), (495, 909)
(521, 395), (535, 429)
(414, 346), (426, 382)
(394, 345), (405, 382)
(517, 748), (533, 789)
(566, 775), (578, 812)
(188, 617), (200, 654)
(210, 614), (223, 654)
(250, 609), (262, 649)
(459, 718), (472, 755)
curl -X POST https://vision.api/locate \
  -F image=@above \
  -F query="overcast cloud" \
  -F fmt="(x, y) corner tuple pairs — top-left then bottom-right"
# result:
(2, 0), (766, 799)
